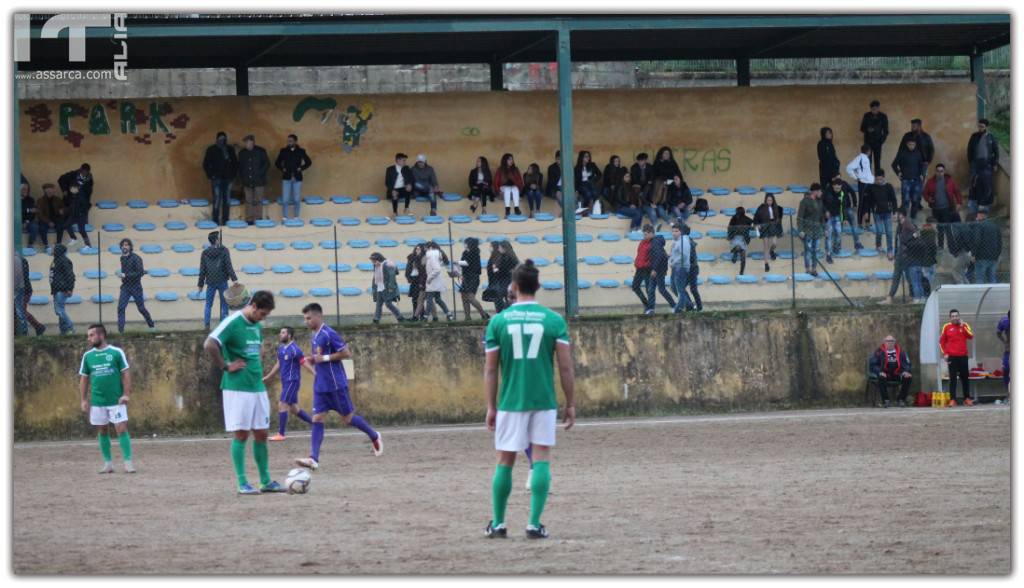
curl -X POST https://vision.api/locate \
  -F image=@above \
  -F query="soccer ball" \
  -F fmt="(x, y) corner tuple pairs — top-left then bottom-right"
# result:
(285, 468), (311, 494)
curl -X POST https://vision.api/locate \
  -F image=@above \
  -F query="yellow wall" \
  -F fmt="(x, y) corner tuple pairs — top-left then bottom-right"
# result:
(19, 84), (980, 203)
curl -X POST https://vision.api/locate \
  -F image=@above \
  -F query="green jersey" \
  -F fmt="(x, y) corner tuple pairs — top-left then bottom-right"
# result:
(484, 301), (570, 412)
(207, 310), (266, 393)
(78, 345), (129, 407)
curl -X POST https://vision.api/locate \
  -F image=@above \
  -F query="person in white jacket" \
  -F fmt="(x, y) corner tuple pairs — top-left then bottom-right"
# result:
(423, 242), (455, 321)
(846, 144), (875, 227)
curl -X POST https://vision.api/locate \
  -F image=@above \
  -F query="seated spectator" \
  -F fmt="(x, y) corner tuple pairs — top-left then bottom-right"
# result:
(615, 172), (646, 234)
(869, 335), (913, 408)
(753, 193), (784, 272)
(630, 153), (655, 202)
(523, 163), (544, 218)
(922, 163), (962, 250)
(653, 147), (684, 221)
(727, 207), (754, 275)
(544, 151), (563, 212)
(20, 183), (39, 247)
(494, 153), (524, 218)
(601, 155), (626, 211)
(35, 182), (64, 249)
(369, 252), (405, 324)
(574, 150), (602, 215)
(386, 152), (414, 218)
(971, 208), (1002, 284)
(666, 177), (695, 224)
(411, 154), (443, 216)
(198, 231), (239, 330)
(468, 156), (494, 214)
(58, 163), (93, 222)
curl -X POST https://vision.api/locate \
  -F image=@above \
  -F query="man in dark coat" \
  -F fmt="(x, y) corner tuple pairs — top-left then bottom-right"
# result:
(116, 238), (156, 334)
(237, 134), (270, 224)
(860, 100), (889, 174)
(203, 131), (238, 226)
(275, 133), (312, 221)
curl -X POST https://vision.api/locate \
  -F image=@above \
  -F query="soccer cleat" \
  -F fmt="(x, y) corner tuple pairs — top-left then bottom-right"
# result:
(260, 481), (287, 493)
(964, 398), (975, 407)
(98, 462), (114, 474)
(371, 433), (384, 457)
(484, 521), (508, 539)
(268, 433), (286, 442)
(947, 399), (957, 408)
(526, 525), (549, 539)
(296, 456), (320, 471)
(123, 460), (136, 474)
(237, 483), (260, 495)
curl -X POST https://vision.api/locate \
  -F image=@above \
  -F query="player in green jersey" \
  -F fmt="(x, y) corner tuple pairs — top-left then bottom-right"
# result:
(483, 260), (576, 539)
(79, 324), (135, 474)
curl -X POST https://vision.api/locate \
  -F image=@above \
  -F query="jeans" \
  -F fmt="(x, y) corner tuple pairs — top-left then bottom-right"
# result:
(670, 266), (695, 312)
(413, 182), (438, 212)
(525, 188), (543, 212)
(373, 297), (403, 321)
(802, 236), (820, 271)
(281, 179), (302, 219)
(117, 283), (155, 333)
(62, 214), (91, 246)
(669, 205), (692, 225)
(873, 212), (893, 254)
(974, 259), (998, 284)
(970, 161), (994, 208)
(631, 267), (651, 308)
(211, 178), (232, 225)
(645, 269), (676, 312)
(642, 205), (673, 228)
(53, 291), (74, 334)
(825, 217), (842, 255)
(900, 177), (923, 220)
(619, 206), (645, 231)
(906, 265), (924, 298)
(931, 207), (957, 249)
(922, 265), (936, 296)
(14, 287), (28, 335)
(24, 222), (39, 246)
(425, 292), (450, 317)
(577, 181), (596, 209)
(204, 282), (229, 328)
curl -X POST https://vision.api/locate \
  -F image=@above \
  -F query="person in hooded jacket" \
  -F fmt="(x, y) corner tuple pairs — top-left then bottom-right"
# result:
(817, 127), (840, 188)
(644, 231), (676, 315)
(49, 243), (75, 335)
(822, 175), (864, 260)
(198, 231), (239, 330)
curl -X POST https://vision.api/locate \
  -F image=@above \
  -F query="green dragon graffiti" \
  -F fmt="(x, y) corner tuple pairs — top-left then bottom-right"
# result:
(293, 96), (374, 153)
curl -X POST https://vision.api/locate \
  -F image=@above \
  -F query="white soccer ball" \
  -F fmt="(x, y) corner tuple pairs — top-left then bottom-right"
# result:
(286, 468), (311, 494)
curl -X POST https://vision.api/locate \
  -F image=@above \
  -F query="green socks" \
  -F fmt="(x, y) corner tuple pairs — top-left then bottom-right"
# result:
(491, 464), (513, 527)
(117, 431), (132, 461)
(252, 440), (271, 486)
(231, 439), (248, 486)
(529, 461), (551, 528)
(98, 433), (112, 462)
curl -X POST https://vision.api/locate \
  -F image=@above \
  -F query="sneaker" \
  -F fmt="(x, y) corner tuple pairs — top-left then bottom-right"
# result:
(296, 457), (320, 471)
(372, 319), (380, 325)
(260, 481), (287, 493)
(769, 247), (778, 261)
(643, 309), (654, 316)
(268, 433), (286, 442)
(809, 270), (819, 277)
(764, 263), (770, 272)
(854, 242), (864, 250)
(947, 399), (957, 408)
(574, 206), (587, 215)
(237, 483), (260, 495)
(878, 297), (894, 305)
(446, 312), (455, 321)
(98, 462), (114, 474)
(432, 316), (438, 322)
(825, 255), (833, 264)
(484, 521), (508, 539)
(371, 433), (383, 457)
(526, 524), (549, 539)
(964, 398), (975, 407)
(123, 460), (136, 474)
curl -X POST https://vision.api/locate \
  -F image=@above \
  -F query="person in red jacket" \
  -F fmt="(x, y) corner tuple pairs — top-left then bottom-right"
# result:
(493, 153), (525, 218)
(869, 335), (913, 407)
(922, 163), (963, 250)
(631, 225), (655, 310)
(939, 308), (975, 406)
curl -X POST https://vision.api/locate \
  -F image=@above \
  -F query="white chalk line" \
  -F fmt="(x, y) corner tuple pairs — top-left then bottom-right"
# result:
(13, 405), (1007, 450)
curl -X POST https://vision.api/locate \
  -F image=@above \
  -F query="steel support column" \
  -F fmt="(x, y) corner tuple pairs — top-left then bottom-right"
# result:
(970, 50), (987, 120)
(556, 26), (578, 318)
(489, 59), (504, 91)
(235, 64), (249, 96)
(737, 57), (751, 86)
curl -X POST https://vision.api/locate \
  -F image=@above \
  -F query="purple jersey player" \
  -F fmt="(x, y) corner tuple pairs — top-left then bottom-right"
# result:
(263, 327), (313, 441)
(295, 303), (383, 471)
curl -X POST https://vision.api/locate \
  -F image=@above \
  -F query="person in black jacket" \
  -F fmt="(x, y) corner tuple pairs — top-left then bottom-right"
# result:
(817, 127), (840, 188)
(198, 231), (239, 330)
(653, 146), (686, 226)
(645, 233), (676, 315)
(275, 134), (312, 221)
(237, 135), (270, 224)
(822, 176), (864, 259)
(860, 100), (889, 174)
(202, 131), (238, 226)
(630, 152), (655, 201)
(58, 163), (93, 223)
(456, 237), (489, 321)
(966, 118), (1000, 212)
(601, 155), (626, 211)
(861, 172), (899, 259)
(468, 156), (494, 214)
(895, 119), (935, 173)
(891, 138), (926, 221)
(753, 194), (784, 272)
(405, 244), (426, 319)
(574, 150), (602, 214)
(14, 252), (45, 336)
(727, 207), (754, 275)
(116, 238), (155, 334)
(971, 209), (1002, 284)
(385, 152), (415, 217)
(49, 243), (75, 334)
(545, 151), (563, 212)
(869, 335), (913, 407)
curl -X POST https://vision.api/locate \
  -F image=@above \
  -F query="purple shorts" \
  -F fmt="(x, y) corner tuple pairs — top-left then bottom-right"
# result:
(313, 387), (353, 417)
(280, 380), (300, 405)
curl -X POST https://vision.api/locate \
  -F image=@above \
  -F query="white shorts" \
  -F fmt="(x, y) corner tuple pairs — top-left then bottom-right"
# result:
(223, 390), (271, 432)
(90, 405), (128, 426)
(495, 409), (557, 452)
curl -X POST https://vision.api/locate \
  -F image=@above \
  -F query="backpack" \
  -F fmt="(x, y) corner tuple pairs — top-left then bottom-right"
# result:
(694, 198), (710, 218)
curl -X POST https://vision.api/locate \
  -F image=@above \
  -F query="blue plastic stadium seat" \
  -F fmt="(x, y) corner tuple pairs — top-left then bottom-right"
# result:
(255, 219), (277, 228)
(347, 240), (370, 249)
(226, 220), (248, 229)
(281, 288), (304, 298)
(271, 264), (294, 274)
(793, 273), (815, 282)
(29, 294), (49, 305)
(367, 216), (390, 226)
(442, 193), (463, 202)
(102, 223), (124, 232)
(788, 184), (809, 194)
(576, 233), (594, 243)
(291, 240), (314, 250)
(507, 214), (528, 223)
(656, 231), (673, 240)
(697, 210), (718, 218)
(777, 250), (796, 260)
(399, 284), (411, 295)
(583, 255), (607, 266)
(783, 207), (796, 216)
(763, 274), (787, 283)
(478, 214), (500, 223)
(84, 269), (107, 279)
(623, 279), (633, 287)
(516, 235), (539, 245)
(241, 264), (264, 275)
(187, 291), (205, 301)
(858, 248), (879, 258)
(164, 221), (187, 231)
(339, 217), (361, 226)
(263, 242), (285, 251)
(331, 195), (353, 204)
(532, 257), (550, 267)
(611, 255), (633, 265)
(690, 187), (705, 197)
(541, 280), (563, 290)
(196, 220), (219, 230)
(303, 196), (325, 205)
(414, 194), (431, 203)
(127, 199), (149, 209)
(91, 294), (115, 304)
(229, 198), (242, 206)
(578, 280), (592, 289)
(436, 237), (454, 246)
(105, 244), (121, 255)
(329, 263), (352, 273)
(340, 287), (363, 296)
(555, 256), (564, 266)
(597, 279), (620, 289)
(356, 262), (374, 272)
(720, 208), (737, 217)
(148, 268), (171, 278)
(449, 214), (472, 224)
(376, 239), (399, 248)
(310, 287), (333, 297)
(817, 270), (841, 281)
(320, 240), (340, 250)
(394, 215), (417, 225)
(749, 251), (765, 261)
(190, 199), (210, 207)
(396, 261), (407, 271)
(133, 222), (156, 231)
(79, 247), (98, 256)
(707, 229), (729, 239)
(628, 231), (643, 241)
(873, 270), (894, 280)
(171, 243), (195, 254)
(155, 292), (178, 302)
(21, 247), (36, 257)
(834, 249), (853, 259)
(736, 275), (759, 284)
(761, 185), (784, 194)
(736, 185), (758, 195)
(310, 217), (333, 227)
(487, 235), (509, 243)
(358, 195), (380, 203)
(598, 232), (621, 242)
(709, 187), (731, 196)
(543, 234), (563, 244)
(423, 215), (444, 224)
(696, 252), (716, 263)
(534, 212), (556, 221)
(93, 200), (117, 210)
(709, 275), (732, 285)
(404, 238), (426, 247)
(28, 271), (42, 281)
(234, 242), (256, 251)
(845, 271), (869, 281)
(158, 199), (180, 208)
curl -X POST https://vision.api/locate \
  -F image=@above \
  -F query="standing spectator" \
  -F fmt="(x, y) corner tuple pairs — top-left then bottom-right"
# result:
(61, 174), (92, 249)
(996, 311), (1010, 401)
(275, 134), (312, 221)
(891, 138), (927, 220)
(485, 241), (517, 313)
(645, 230), (676, 315)
(49, 243), (75, 335)
(405, 244), (426, 320)
(861, 171), (899, 260)
(386, 153), (415, 218)
(616, 172), (646, 234)
(966, 118), (999, 213)
(869, 335), (914, 408)
(35, 183), (64, 250)
(198, 231), (239, 330)
(817, 127), (840, 188)
(669, 223), (701, 313)
(203, 131), (238, 226)
(14, 251), (45, 336)
(797, 183), (825, 277)
(601, 155), (625, 211)
(859, 100), (889, 173)
(727, 207), (754, 276)
(846, 145), (875, 218)
(411, 154), (443, 217)
(423, 242), (454, 322)
(940, 309), (974, 407)
(631, 225), (655, 311)
(58, 163), (93, 223)
(915, 220), (939, 299)
(369, 252), (405, 324)
(115, 238), (156, 334)
(456, 238), (489, 321)
(494, 153), (524, 218)
(237, 135), (270, 225)
(971, 208), (1002, 284)
(544, 151), (563, 213)
(573, 151), (602, 214)
(468, 156), (494, 214)
(901, 225), (931, 302)
(630, 153), (655, 202)
(20, 183), (39, 247)
(922, 163), (963, 250)
(523, 163), (544, 218)
(896, 119), (935, 173)
(880, 208), (919, 305)
(753, 193), (784, 272)
(947, 220), (974, 285)
(822, 176), (863, 261)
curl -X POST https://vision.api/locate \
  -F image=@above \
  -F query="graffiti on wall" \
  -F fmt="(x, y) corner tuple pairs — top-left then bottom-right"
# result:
(293, 96), (374, 153)
(25, 100), (190, 147)
(630, 147), (732, 175)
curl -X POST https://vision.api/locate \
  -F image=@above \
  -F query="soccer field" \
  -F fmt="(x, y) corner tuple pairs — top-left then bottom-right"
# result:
(12, 406), (1011, 575)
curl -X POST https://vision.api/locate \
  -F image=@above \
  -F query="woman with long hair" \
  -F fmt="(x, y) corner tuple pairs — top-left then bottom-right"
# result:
(457, 237), (489, 320)
(650, 146), (683, 230)
(493, 153), (524, 218)
(602, 154), (625, 211)
(523, 163), (544, 218)
(468, 156), (494, 214)
(727, 206), (754, 276)
(574, 150), (602, 214)
(423, 241), (453, 321)
(486, 240), (518, 312)
(753, 193), (784, 272)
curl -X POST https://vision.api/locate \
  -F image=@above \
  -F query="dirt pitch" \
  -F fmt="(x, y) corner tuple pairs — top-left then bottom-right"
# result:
(13, 406), (1011, 575)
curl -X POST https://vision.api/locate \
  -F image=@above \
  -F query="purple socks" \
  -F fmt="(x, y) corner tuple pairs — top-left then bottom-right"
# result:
(349, 414), (378, 442)
(278, 412), (288, 436)
(296, 409), (313, 424)
(311, 422), (324, 461)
